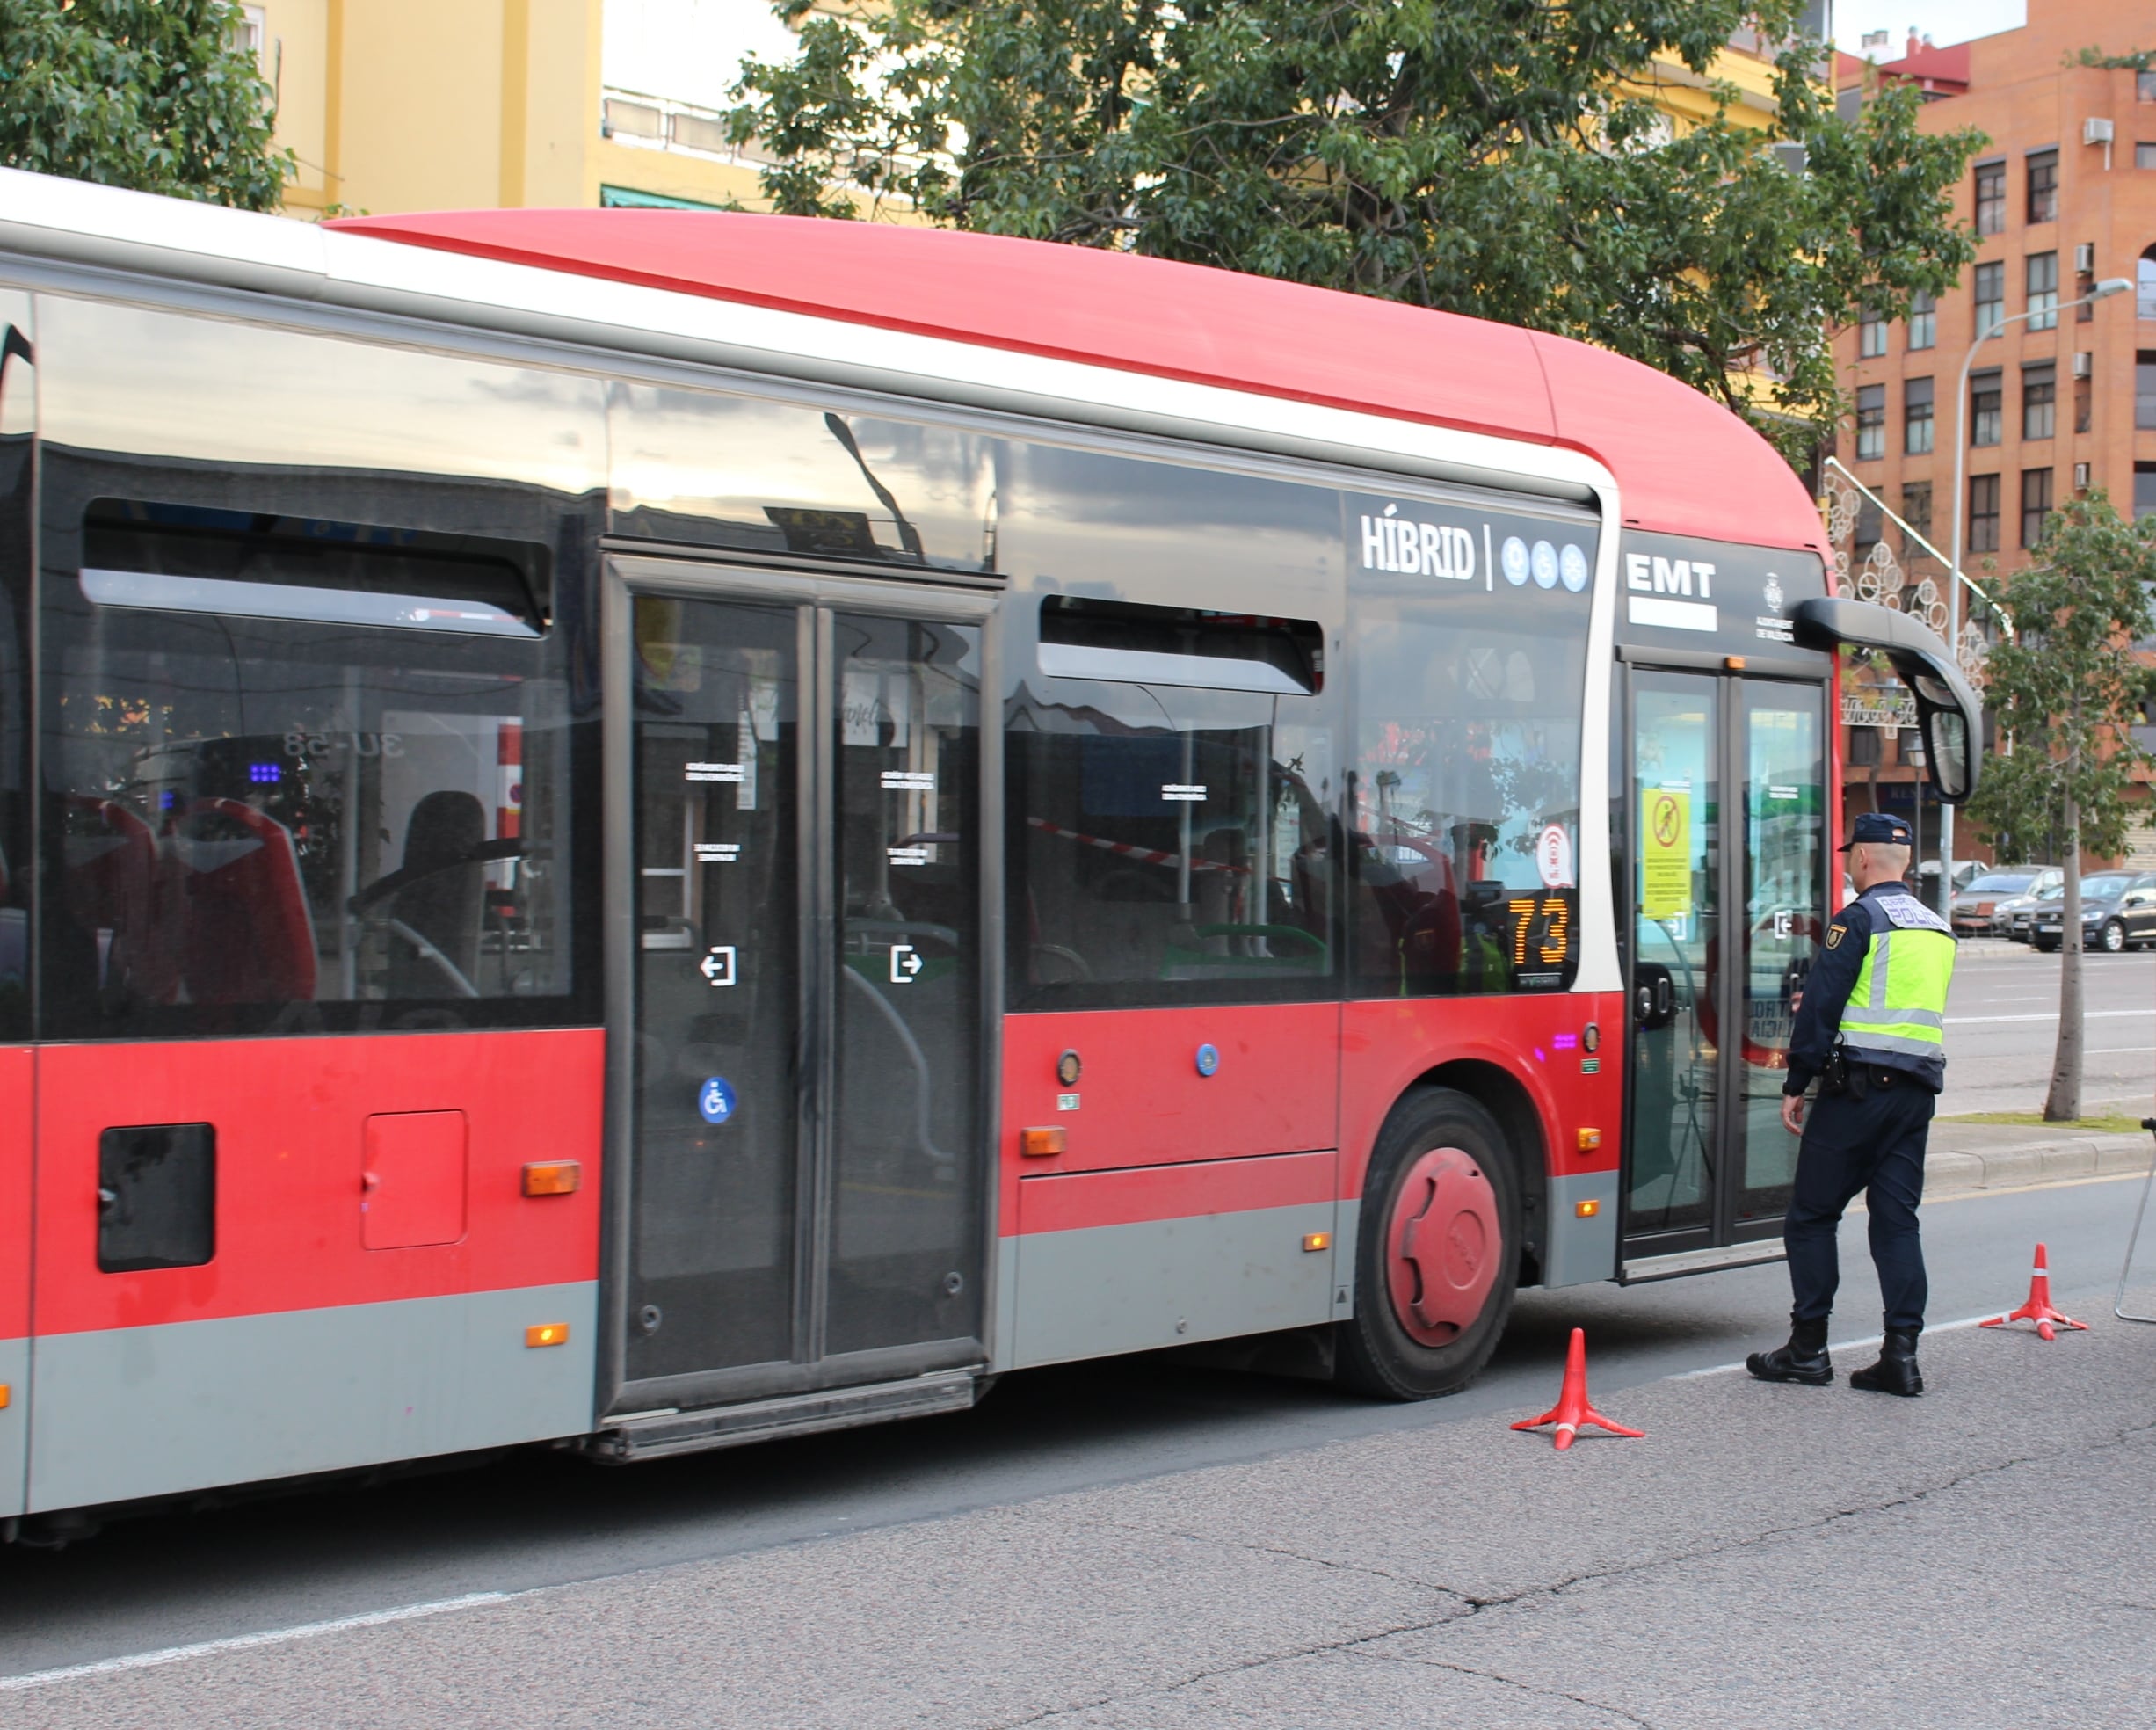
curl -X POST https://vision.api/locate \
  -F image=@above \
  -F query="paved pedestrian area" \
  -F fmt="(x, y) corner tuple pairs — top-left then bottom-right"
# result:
(17, 1298), (2156, 1729)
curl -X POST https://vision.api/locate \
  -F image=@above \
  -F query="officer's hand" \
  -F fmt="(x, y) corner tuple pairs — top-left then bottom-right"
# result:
(1781, 1093), (1806, 1137)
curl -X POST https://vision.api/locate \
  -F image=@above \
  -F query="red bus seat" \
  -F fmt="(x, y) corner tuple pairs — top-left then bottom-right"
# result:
(170, 797), (317, 1005)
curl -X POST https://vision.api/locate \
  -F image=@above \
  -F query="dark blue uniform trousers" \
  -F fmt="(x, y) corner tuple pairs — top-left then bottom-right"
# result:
(1784, 1079), (1935, 1333)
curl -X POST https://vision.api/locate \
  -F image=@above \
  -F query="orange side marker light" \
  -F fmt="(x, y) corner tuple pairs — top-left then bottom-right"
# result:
(1020, 1128), (1066, 1158)
(526, 1323), (570, 1348)
(0, 1383), (10, 1408)
(1575, 1200), (1601, 1218)
(1576, 1128), (1603, 1152)
(523, 1159), (583, 1196)
(1302, 1232), (1332, 1253)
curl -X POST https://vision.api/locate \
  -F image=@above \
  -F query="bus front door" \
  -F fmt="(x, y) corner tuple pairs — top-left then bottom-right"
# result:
(605, 560), (996, 1438)
(1622, 669), (1826, 1276)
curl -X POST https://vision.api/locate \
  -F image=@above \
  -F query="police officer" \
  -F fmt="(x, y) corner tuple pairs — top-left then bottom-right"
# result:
(1747, 812), (1956, 1397)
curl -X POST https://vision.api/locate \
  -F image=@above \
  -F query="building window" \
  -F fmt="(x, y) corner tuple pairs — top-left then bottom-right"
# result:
(2022, 362), (2056, 440)
(1971, 370), (2002, 447)
(1975, 161), (2006, 235)
(1904, 376), (1935, 454)
(1859, 304), (1887, 358)
(2076, 374), (2094, 432)
(1901, 482), (1933, 551)
(2138, 464), (2156, 519)
(1855, 383), (1886, 460)
(1975, 260), (2006, 336)
(2142, 248), (2156, 320)
(1907, 289), (1936, 350)
(2026, 251), (2058, 331)
(2138, 142), (2156, 170)
(1846, 724), (1882, 767)
(2027, 149), (2059, 225)
(2021, 468), (2054, 548)
(2140, 352), (2156, 430)
(2141, 70), (2156, 101)
(1969, 474), (2000, 552)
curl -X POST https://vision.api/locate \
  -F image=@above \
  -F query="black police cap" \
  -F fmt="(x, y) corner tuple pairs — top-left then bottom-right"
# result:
(1839, 811), (1913, 850)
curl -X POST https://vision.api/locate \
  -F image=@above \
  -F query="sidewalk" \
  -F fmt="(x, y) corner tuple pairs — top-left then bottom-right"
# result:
(1927, 1115), (2155, 1196)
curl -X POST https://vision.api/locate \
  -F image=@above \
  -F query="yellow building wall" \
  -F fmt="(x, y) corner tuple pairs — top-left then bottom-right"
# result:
(336, 0), (506, 214)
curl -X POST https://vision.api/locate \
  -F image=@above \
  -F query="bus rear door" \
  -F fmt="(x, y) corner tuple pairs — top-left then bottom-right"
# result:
(599, 557), (995, 1451)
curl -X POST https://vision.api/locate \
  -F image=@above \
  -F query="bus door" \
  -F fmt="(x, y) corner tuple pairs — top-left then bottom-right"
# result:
(1621, 668), (1826, 1275)
(602, 556), (996, 1443)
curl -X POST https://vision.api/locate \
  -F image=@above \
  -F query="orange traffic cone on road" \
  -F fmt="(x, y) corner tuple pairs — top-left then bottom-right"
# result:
(1979, 1242), (2087, 1341)
(1512, 1327), (1644, 1451)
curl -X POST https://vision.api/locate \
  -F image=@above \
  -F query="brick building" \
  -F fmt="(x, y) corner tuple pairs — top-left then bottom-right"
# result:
(1833, 4), (2156, 870)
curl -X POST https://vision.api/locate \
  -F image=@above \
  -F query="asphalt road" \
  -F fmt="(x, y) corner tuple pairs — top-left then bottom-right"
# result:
(1937, 938), (2153, 1117)
(3, 1167), (2151, 1717)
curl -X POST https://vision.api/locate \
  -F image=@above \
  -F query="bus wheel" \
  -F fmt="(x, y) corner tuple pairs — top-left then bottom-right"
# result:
(1335, 1088), (1520, 1400)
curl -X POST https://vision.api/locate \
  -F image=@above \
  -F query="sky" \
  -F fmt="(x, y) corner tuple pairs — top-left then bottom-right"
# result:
(1833, 0), (2028, 57)
(601, 0), (796, 112)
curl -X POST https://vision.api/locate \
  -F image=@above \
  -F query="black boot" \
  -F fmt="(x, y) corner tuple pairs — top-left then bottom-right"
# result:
(1746, 1316), (1833, 1385)
(1849, 1328), (1923, 1397)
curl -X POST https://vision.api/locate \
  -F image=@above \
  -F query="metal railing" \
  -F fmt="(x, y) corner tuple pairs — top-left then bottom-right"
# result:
(1820, 454), (2013, 636)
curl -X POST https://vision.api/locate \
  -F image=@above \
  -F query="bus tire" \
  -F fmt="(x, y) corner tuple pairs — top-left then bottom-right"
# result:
(1335, 1087), (1520, 1400)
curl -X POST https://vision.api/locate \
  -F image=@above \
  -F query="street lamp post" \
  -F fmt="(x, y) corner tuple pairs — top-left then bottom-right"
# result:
(1940, 275), (2131, 906)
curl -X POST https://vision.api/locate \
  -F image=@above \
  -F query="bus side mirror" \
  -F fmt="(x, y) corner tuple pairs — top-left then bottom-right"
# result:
(1789, 598), (1981, 806)
(1918, 694), (1972, 803)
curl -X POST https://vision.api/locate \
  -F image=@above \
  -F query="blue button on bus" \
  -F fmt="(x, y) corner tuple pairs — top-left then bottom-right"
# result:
(1194, 1043), (1220, 1077)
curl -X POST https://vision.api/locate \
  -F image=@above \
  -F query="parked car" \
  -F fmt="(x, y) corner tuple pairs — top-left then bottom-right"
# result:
(2029, 870), (2156, 953)
(1951, 867), (2062, 938)
(1992, 868), (2069, 941)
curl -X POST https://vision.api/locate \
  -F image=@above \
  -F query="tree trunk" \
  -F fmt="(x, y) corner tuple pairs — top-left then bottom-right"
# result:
(2043, 793), (2084, 1123)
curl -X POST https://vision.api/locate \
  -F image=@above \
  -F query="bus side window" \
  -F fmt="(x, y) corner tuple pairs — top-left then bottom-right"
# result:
(1011, 599), (1333, 1008)
(1345, 508), (1593, 998)
(33, 294), (601, 1039)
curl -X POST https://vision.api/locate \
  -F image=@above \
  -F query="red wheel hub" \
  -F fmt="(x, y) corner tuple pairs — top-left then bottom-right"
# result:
(1385, 1145), (1500, 1347)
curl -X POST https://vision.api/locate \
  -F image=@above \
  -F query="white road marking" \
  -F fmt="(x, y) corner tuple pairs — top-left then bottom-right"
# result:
(1948, 1009), (2154, 1025)
(1672, 1311), (2003, 1379)
(0, 1592), (512, 1692)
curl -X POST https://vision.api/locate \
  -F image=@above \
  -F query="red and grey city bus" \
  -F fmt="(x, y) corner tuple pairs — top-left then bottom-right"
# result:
(0, 165), (1976, 1534)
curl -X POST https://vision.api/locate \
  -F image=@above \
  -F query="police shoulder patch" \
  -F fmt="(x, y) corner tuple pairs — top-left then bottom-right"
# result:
(1825, 923), (1846, 949)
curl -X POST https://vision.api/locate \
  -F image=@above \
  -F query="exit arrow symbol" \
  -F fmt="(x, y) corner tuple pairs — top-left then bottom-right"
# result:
(890, 944), (923, 984)
(701, 946), (737, 987)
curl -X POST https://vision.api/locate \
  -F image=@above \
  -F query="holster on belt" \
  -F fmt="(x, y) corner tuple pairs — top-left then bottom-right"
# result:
(1822, 1035), (1850, 1096)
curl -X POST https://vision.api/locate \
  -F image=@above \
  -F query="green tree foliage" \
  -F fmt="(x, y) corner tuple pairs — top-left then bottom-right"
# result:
(0, 0), (290, 211)
(730, 0), (1979, 463)
(1966, 492), (2156, 1119)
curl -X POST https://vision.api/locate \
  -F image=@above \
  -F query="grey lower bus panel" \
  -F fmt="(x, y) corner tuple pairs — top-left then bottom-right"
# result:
(26, 1283), (599, 1514)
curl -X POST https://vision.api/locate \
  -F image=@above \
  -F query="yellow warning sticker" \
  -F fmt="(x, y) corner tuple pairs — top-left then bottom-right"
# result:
(1641, 789), (1691, 920)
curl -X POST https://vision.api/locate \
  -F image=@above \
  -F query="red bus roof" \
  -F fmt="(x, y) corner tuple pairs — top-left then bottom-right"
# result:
(333, 209), (1825, 555)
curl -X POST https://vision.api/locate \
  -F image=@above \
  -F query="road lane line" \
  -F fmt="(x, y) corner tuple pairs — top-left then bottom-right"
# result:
(1670, 1312), (2004, 1380)
(1948, 1009), (2153, 1024)
(0, 1591), (512, 1692)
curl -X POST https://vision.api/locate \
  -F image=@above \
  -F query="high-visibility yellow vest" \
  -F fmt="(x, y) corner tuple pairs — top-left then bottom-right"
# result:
(1840, 892), (1956, 1058)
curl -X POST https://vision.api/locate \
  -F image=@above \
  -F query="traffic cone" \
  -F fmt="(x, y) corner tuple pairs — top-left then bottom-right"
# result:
(1978, 1242), (2087, 1342)
(1511, 1327), (1644, 1450)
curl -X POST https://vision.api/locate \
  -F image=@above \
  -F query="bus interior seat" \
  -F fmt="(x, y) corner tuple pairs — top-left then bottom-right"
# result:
(388, 789), (488, 997)
(174, 797), (317, 1004)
